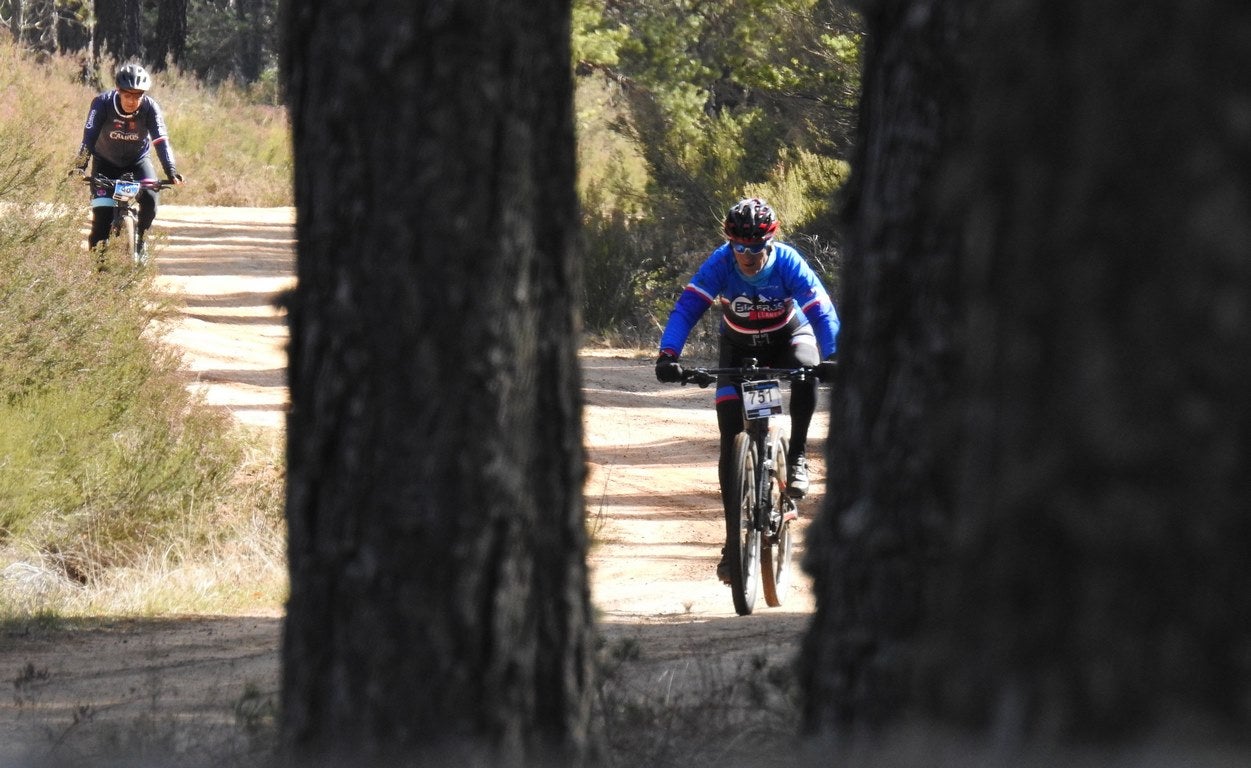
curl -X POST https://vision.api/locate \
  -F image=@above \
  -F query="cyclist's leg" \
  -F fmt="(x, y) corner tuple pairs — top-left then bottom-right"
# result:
(87, 158), (121, 249)
(715, 335), (750, 509)
(773, 328), (819, 496)
(752, 329), (818, 459)
(134, 159), (159, 253)
(715, 336), (750, 577)
(88, 205), (112, 248)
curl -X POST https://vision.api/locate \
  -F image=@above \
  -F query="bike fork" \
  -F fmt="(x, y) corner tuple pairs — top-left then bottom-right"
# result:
(752, 426), (773, 534)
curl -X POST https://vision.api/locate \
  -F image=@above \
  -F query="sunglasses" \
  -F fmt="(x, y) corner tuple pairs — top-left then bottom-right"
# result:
(731, 242), (768, 254)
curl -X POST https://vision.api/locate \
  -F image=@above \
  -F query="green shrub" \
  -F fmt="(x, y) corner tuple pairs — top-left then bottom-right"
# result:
(0, 39), (285, 608)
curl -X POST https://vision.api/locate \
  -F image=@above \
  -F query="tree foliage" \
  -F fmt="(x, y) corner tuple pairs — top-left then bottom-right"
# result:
(1, 0), (278, 86)
(572, 0), (862, 340)
(578, 0), (860, 228)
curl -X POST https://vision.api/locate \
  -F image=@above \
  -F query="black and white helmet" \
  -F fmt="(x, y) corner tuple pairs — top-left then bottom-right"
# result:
(723, 197), (779, 244)
(115, 63), (152, 92)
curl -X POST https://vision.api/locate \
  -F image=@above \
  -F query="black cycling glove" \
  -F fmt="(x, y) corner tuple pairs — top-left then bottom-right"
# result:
(655, 352), (683, 383)
(815, 356), (838, 383)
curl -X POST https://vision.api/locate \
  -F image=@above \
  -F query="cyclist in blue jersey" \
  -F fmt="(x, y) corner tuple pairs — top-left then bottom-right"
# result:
(655, 197), (839, 582)
(71, 63), (183, 260)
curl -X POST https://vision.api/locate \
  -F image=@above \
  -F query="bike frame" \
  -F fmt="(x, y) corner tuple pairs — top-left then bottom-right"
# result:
(83, 173), (175, 267)
(682, 358), (808, 614)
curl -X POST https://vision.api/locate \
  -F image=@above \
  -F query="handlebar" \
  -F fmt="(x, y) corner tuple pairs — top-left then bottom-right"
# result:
(80, 173), (182, 190)
(680, 358), (814, 388)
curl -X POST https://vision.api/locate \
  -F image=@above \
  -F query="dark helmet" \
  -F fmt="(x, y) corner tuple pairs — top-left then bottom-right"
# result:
(723, 197), (779, 244)
(115, 63), (152, 92)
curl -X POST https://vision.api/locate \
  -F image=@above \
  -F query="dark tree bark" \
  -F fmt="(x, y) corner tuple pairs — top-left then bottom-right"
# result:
(8, 0), (25, 42)
(280, 1), (592, 766)
(93, 0), (140, 61)
(804, 0), (1251, 756)
(799, 0), (968, 736)
(234, 0), (263, 82)
(91, 0), (116, 59)
(151, 0), (187, 69)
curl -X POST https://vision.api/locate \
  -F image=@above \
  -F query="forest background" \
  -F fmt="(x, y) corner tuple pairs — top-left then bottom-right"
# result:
(7, 0), (1251, 766)
(3, 0), (861, 342)
(0, 0), (860, 622)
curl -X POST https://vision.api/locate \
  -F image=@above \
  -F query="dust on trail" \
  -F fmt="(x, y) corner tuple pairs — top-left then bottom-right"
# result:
(0, 206), (828, 763)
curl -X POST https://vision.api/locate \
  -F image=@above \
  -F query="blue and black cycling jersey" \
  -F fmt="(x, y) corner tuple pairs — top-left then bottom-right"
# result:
(74, 90), (178, 180)
(658, 241), (840, 360)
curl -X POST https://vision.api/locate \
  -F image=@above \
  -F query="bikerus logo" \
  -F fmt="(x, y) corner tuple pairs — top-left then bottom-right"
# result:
(729, 295), (787, 321)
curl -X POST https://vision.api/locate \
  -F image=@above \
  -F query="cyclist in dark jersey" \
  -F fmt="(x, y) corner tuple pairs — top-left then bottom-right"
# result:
(72, 63), (183, 259)
(655, 198), (839, 582)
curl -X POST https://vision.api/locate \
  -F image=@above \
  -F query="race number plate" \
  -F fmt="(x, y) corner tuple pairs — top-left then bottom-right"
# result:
(113, 180), (141, 201)
(741, 379), (782, 420)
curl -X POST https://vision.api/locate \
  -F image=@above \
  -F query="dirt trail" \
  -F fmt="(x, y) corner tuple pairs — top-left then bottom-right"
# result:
(0, 206), (828, 763)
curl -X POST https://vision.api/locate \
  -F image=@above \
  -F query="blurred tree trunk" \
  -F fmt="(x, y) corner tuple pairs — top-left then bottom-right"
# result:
(799, 0), (967, 735)
(91, 0), (114, 59)
(280, 0), (592, 766)
(803, 0), (1251, 757)
(151, 0), (187, 69)
(8, 0), (25, 42)
(92, 0), (140, 60)
(235, 0), (262, 81)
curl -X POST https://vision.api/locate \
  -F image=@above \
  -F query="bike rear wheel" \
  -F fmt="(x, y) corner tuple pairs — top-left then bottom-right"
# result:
(727, 431), (760, 616)
(761, 433), (795, 607)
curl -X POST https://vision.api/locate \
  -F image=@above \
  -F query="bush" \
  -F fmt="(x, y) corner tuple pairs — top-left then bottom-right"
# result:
(0, 39), (285, 611)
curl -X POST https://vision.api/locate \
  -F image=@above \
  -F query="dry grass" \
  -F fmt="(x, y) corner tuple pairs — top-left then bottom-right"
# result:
(0, 38), (288, 620)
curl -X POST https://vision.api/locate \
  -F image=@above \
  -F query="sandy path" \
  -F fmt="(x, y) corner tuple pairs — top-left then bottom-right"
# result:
(1, 206), (829, 763)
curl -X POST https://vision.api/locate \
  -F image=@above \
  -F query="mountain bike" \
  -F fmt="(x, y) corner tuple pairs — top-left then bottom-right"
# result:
(681, 358), (807, 616)
(82, 173), (178, 267)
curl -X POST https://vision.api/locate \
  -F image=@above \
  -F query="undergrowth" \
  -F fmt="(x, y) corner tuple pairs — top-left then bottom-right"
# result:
(0, 39), (287, 618)
(3, 38), (292, 208)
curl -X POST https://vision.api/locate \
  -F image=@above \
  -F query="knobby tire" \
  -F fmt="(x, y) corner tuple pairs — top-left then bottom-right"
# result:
(760, 432), (794, 607)
(121, 212), (141, 266)
(727, 431), (760, 616)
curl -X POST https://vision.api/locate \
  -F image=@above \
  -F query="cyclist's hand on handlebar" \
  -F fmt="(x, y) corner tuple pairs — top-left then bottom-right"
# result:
(167, 173), (185, 185)
(816, 356), (838, 383)
(655, 352), (683, 383)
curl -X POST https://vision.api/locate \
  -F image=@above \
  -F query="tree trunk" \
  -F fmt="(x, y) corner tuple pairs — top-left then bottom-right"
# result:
(151, 0), (187, 69)
(92, 0), (140, 61)
(804, 0), (1251, 756)
(235, 0), (264, 82)
(91, 0), (114, 59)
(799, 0), (968, 736)
(9, 0), (25, 43)
(120, 0), (138, 57)
(280, 1), (593, 766)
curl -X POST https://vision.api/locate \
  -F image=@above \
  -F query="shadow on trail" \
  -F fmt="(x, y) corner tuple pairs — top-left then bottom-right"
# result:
(0, 615), (282, 766)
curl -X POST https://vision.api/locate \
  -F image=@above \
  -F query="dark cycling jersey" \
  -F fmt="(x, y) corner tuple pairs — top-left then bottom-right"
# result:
(74, 90), (178, 179)
(659, 241), (840, 359)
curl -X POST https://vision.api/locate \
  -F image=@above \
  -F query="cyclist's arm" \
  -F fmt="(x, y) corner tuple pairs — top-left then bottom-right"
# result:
(783, 249), (839, 358)
(73, 96), (106, 172)
(145, 100), (179, 180)
(799, 288), (839, 358)
(658, 251), (731, 357)
(658, 285), (713, 357)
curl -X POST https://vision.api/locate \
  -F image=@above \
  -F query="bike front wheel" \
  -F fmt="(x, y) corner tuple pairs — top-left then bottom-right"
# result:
(120, 212), (144, 266)
(761, 433), (794, 607)
(727, 431), (761, 616)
